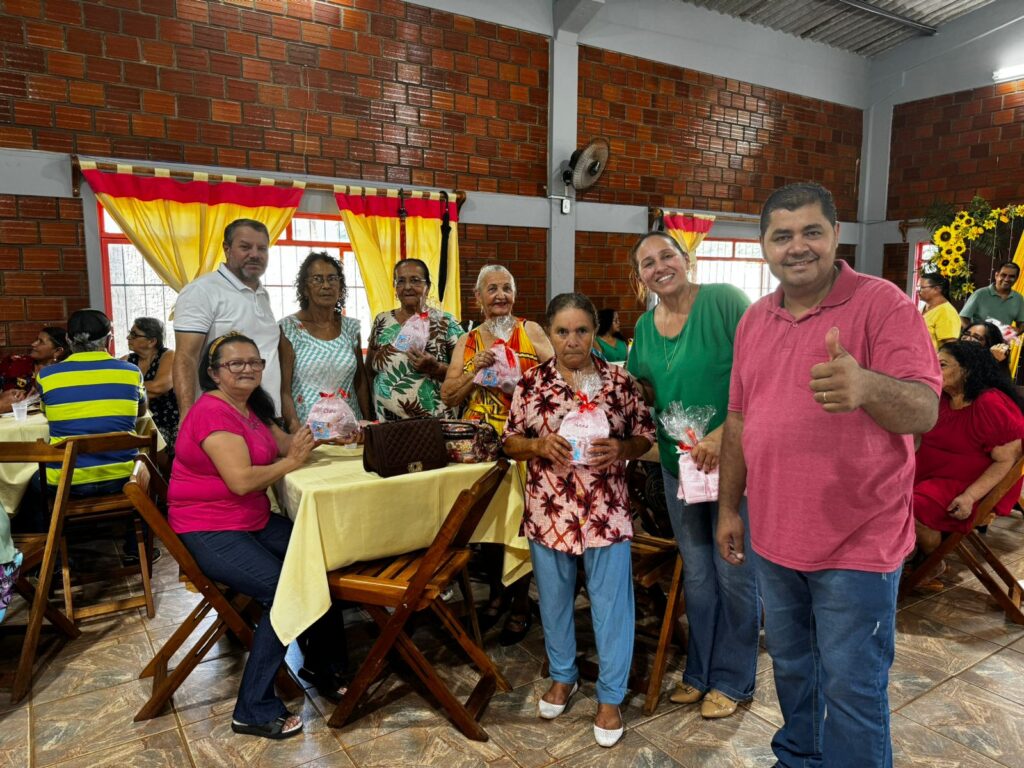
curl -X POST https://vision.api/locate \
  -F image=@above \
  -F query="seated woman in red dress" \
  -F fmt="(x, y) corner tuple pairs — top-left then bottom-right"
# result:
(914, 341), (1024, 568)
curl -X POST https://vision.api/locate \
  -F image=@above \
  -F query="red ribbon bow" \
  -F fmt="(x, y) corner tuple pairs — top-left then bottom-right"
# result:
(418, 311), (428, 320)
(492, 338), (517, 367)
(676, 427), (699, 453)
(319, 388), (349, 400)
(576, 392), (598, 412)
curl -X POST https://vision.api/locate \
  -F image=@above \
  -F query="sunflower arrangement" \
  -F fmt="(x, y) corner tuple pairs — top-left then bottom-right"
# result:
(924, 197), (1024, 302)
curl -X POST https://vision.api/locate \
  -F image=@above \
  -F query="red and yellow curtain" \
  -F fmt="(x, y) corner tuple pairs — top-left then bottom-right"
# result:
(82, 162), (303, 291)
(663, 212), (716, 274)
(335, 188), (461, 320)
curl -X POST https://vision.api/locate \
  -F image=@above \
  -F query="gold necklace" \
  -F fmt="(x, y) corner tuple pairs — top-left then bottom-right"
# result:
(660, 285), (694, 371)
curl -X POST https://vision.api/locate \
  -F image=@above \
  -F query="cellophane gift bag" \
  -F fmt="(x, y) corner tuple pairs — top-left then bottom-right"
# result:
(557, 372), (610, 465)
(473, 316), (522, 394)
(306, 389), (360, 441)
(659, 402), (718, 503)
(393, 311), (430, 354)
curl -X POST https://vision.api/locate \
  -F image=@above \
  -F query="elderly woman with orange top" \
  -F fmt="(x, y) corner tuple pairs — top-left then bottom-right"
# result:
(441, 263), (554, 645)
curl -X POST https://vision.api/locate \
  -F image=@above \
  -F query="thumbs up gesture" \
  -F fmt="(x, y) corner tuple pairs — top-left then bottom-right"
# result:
(809, 327), (866, 412)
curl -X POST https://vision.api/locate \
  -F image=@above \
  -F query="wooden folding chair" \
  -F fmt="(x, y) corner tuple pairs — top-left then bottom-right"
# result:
(326, 460), (512, 740)
(49, 431), (158, 622)
(631, 533), (684, 714)
(122, 456), (302, 721)
(0, 439), (80, 703)
(901, 455), (1024, 625)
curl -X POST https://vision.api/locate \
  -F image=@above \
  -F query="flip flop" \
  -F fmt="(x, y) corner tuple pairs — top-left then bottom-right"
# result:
(230, 714), (303, 740)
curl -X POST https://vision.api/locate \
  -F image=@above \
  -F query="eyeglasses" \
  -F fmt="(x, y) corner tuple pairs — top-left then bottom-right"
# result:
(216, 359), (266, 373)
(961, 332), (987, 343)
(307, 274), (341, 286)
(917, 284), (936, 292)
(127, 331), (149, 340)
(394, 277), (427, 288)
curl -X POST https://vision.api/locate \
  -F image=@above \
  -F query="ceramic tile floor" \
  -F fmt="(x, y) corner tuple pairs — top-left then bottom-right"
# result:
(3, 514), (1024, 767)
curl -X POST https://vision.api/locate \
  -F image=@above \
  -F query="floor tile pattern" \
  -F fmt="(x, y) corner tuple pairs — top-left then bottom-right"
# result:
(3, 514), (1024, 767)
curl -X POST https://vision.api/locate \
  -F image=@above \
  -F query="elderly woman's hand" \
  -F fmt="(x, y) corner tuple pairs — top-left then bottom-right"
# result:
(406, 348), (439, 374)
(589, 437), (625, 469)
(534, 433), (573, 469)
(947, 491), (976, 520)
(471, 349), (496, 371)
(287, 426), (316, 465)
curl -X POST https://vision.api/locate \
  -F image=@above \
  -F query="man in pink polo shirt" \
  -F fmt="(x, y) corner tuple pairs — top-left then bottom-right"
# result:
(716, 183), (941, 768)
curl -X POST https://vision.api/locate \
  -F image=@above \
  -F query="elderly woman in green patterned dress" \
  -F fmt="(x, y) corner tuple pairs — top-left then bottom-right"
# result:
(367, 259), (465, 420)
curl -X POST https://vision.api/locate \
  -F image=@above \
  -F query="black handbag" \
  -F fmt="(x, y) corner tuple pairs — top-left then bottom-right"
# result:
(362, 418), (449, 477)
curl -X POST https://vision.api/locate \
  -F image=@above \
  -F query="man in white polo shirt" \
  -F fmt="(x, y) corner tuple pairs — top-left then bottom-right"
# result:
(172, 219), (282, 421)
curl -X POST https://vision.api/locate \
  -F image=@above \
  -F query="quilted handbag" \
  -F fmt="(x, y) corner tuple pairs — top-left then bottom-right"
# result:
(440, 419), (501, 464)
(362, 418), (449, 477)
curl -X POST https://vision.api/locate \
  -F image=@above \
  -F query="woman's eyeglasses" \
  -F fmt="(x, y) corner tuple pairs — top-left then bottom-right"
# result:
(307, 274), (341, 286)
(216, 359), (267, 373)
(961, 332), (987, 343)
(127, 331), (148, 340)
(395, 277), (427, 288)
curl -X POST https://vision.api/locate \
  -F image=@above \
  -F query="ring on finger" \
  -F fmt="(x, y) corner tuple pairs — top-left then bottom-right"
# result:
(822, 391), (829, 403)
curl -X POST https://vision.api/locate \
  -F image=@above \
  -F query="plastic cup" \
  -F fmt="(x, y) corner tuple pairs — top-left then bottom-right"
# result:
(11, 401), (29, 421)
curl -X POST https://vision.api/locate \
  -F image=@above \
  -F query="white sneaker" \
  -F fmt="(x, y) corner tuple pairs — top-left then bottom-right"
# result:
(538, 681), (579, 719)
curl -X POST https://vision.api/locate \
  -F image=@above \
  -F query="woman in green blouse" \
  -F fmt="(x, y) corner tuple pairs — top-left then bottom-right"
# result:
(594, 309), (628, 362)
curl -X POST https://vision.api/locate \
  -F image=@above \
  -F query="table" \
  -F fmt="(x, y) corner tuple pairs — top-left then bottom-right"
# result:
(271, 445), (529, 645)
(0, 412), (167, 513)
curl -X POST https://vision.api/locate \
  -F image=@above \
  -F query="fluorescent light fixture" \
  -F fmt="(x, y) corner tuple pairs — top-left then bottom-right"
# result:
(993, 64), (1024, 82)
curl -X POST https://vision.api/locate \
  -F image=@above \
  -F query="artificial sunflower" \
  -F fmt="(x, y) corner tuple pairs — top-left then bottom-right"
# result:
(933, 226), (955, 246)
(953, 241), (966, 255)
(962, 215), (976, 228)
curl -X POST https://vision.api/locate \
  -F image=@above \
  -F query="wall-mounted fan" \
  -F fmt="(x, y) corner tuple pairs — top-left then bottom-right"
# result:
(562, 138), (609, 195)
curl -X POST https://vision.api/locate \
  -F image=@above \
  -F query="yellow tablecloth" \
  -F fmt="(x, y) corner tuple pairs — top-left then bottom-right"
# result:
(271, 445), (529, 645)
(0, 412), (167, 514)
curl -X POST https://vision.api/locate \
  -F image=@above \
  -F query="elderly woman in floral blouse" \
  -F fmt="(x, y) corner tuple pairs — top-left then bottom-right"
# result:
(503, 292), (655, 749)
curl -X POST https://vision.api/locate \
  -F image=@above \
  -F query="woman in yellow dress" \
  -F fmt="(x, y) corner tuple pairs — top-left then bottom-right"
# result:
(442, 264), (553, 644)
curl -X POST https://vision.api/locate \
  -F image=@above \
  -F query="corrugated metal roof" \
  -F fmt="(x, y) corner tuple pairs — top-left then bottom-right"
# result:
(679, 0), (997, 56)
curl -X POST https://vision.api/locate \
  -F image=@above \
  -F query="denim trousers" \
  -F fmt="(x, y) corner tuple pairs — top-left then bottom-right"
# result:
(180, 513), (346, 724)
(529, 539), (634, 705)
(753, 552), (901, 768)
(662, 468), (760, 701)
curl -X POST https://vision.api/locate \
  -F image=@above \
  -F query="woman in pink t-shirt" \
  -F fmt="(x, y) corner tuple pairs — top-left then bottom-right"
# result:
(169, 333), (345, 740)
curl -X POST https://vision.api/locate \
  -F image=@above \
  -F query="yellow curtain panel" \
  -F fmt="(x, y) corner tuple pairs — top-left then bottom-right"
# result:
(663, 212), (716, 274)
(82, 163), (303, 292)
(334, 192), (403, 320)
(1009, 232), (1024, 378)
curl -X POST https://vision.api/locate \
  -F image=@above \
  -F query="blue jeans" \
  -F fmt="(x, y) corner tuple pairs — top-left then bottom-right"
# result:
(180, 514), (345, 724)
(662, 468), (759, 701)
(530, 539), (634, 705)
(754, 552), (900, 768)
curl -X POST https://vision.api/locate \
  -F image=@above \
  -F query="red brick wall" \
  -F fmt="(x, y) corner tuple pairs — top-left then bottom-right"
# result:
(574, 231), (645, 336)
(0, 195), (90, 355)
(882, 243), (909, 289)
(576, 47), (862, 219)
(457, 224), (547, 326)
(0, 0), (549, 192)
(887, 79), (1024, 220)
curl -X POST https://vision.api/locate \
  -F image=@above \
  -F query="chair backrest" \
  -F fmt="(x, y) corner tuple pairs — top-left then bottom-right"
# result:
(973, 454), (1024, 527)
(122, 456), (252, 641)
(0, 439), (79, 561)
(406, 459), (511, 599)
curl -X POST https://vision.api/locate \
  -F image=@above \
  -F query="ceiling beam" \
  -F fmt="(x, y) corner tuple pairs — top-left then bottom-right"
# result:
(833, 0), (937, 35)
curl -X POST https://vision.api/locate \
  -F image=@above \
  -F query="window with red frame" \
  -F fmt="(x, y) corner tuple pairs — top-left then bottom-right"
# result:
(99, 207), (369, 357)
(693, 239), (779, 302)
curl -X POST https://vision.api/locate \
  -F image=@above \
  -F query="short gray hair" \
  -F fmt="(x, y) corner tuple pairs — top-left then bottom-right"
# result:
(475, 264), (516, 295)
(132, 317), (165, 348)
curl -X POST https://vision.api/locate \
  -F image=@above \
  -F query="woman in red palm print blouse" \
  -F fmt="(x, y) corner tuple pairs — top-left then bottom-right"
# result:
(504, 293), (655, 748)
